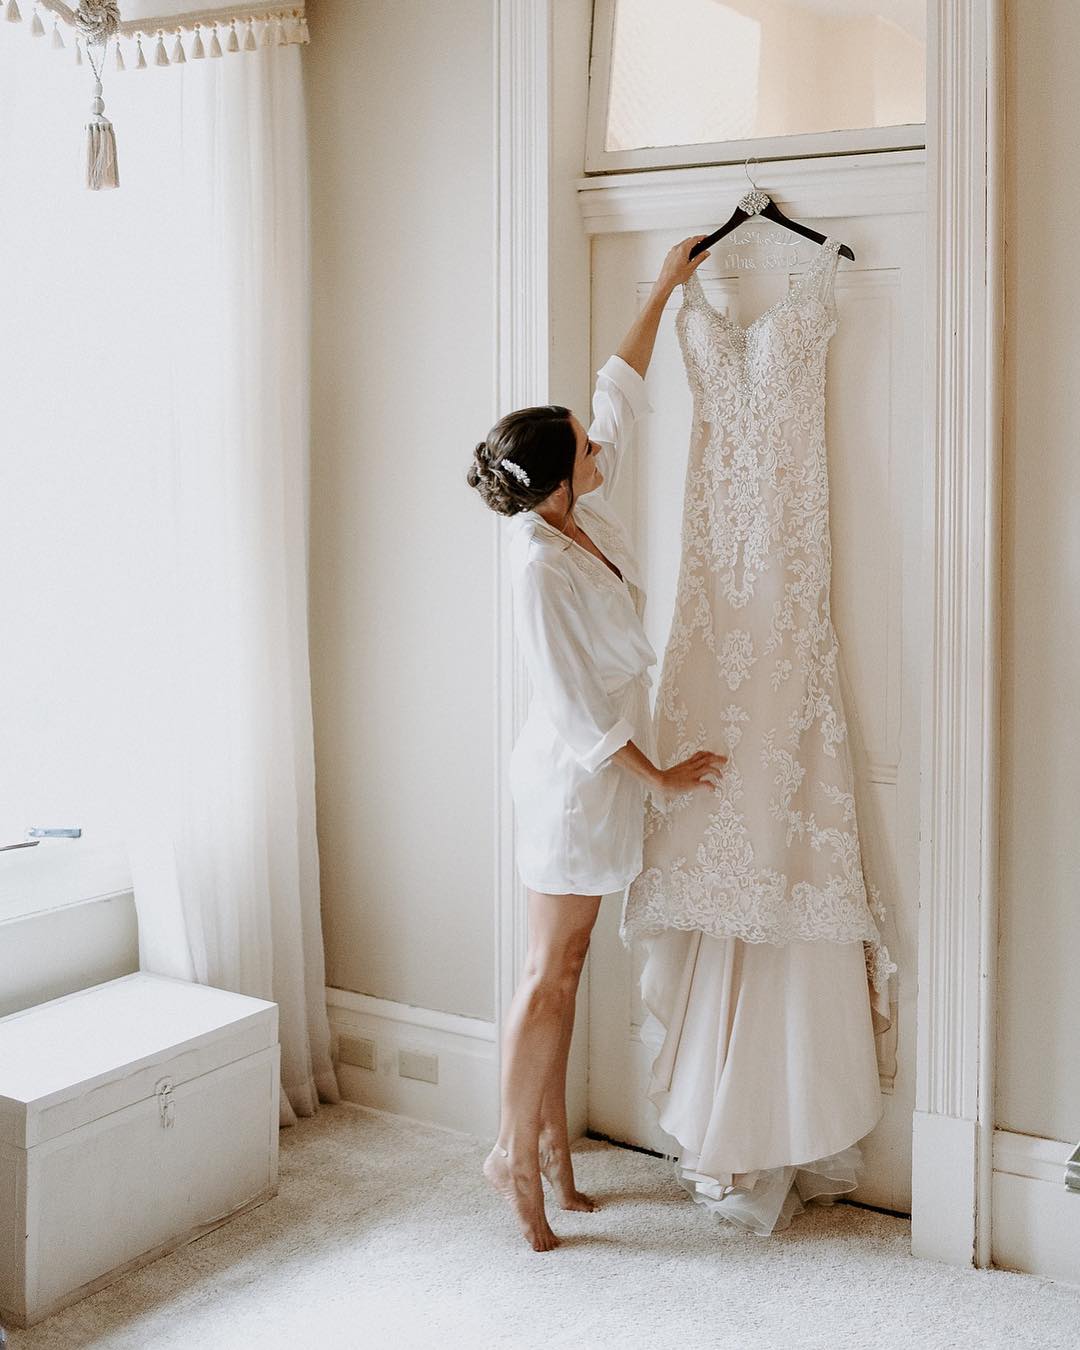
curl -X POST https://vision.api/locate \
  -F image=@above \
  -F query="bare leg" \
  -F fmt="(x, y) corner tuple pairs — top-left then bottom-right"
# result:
(483, 890), (601, 1251)
(537, 969), (597, 1211)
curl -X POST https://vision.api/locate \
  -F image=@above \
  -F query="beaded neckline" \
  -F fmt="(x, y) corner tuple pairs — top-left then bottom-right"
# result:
(683, 235), (841, 336)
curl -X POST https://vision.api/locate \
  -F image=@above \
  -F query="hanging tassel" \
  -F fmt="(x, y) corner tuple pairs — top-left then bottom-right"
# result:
(171, 31), (185, 63)
(298, 15), (309, 43)
(275, 18), (287, 46)
(75, 35), (83, 65)
(86, 76), (119, 189)
(226, 19), (238, 52)
(114, 37), (124, 70)
(4, 0), (22, 24)
(209, 24), (222, 57)
(51, 15), (63, 47)
(75, 11), (122, 188)
(191, 24), (204, 59)
(243, 18), (256, 51)
(154, 30), (169, 65)
(31, 6), (44, 37)
(260, 17), (274, 47)
(135, 33), (146, 67)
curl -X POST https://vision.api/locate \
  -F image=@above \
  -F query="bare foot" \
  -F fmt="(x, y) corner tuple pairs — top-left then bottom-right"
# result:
(538, 1133), (598, 1212)
(483, 1144), (560, 1251)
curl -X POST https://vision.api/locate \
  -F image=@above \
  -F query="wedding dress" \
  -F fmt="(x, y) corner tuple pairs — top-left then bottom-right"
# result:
(620, 236), (898, 1236)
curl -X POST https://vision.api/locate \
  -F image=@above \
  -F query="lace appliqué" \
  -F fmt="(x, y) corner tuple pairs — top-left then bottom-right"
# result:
(620, 237), (898, 1001)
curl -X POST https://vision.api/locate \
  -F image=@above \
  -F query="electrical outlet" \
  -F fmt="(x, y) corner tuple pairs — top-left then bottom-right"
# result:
(398, 1049), (438, 1085)
(338, 1034), (377, 1071)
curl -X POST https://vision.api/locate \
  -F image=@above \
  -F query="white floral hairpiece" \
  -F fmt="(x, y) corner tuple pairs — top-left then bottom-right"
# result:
(500, 458), (531, 487)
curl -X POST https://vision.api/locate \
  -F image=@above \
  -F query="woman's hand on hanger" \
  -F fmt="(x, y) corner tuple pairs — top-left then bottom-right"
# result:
(616, 237), (712, 380)
(653, 235), (711, 298)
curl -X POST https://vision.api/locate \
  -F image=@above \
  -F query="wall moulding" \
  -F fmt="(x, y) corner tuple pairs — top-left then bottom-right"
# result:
(574, 151), (926, 236)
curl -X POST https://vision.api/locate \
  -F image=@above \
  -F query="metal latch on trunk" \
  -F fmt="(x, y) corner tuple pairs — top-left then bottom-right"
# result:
(155, 1076), (175, 1129)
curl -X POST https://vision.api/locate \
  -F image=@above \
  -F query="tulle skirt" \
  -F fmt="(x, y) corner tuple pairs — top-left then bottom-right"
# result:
(638, 928), (885, 1236)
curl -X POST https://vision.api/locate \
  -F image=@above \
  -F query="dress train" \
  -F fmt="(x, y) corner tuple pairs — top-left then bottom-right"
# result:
(638, 928), (884, 1236)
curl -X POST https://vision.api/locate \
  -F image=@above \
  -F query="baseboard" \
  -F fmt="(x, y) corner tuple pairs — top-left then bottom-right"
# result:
(325, 987), (497, 1139)
(991, 1130), (1080, 1286)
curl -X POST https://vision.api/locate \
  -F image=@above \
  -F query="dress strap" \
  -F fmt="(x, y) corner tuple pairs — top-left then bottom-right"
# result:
(682, 269), (705, 305)
(801, 237), (842, 323)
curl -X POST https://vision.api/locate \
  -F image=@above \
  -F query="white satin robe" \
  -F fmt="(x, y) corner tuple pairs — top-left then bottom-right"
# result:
(504, 354), (667, 896)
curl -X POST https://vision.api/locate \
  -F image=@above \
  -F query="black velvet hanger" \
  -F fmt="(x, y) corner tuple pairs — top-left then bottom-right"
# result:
(688, 162), (855, 263)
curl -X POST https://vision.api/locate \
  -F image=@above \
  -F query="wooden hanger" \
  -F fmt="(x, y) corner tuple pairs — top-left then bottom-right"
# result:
(689, 158), (855, 262)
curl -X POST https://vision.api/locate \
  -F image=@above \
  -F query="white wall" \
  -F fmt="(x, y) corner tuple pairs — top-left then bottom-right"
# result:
(999, 0), (1080, 1143)
(306, 0), (497, 1021)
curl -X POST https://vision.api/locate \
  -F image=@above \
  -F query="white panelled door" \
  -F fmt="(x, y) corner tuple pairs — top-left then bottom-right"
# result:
(584, 198), (924, 1215)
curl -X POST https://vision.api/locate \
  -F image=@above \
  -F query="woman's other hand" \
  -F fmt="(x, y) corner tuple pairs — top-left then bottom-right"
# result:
(653, 235), (711, 298)
(656, 749), (727, 793)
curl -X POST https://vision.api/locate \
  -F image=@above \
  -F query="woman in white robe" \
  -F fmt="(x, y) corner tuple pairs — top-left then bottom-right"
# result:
(467, 236), (725, 1252)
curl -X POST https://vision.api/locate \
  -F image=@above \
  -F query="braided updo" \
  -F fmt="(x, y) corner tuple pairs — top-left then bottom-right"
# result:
(466, 404), (577, 517)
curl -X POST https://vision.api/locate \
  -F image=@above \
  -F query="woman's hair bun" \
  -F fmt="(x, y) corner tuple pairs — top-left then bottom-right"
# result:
(466, 439), (526, 516)
(465, 404), (576, 517)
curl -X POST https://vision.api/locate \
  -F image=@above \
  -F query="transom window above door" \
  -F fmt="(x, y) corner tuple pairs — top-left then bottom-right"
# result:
(586, 0), (926, 173)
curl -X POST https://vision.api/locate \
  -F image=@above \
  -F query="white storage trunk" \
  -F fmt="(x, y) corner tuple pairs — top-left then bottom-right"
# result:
(0, 972), (279, 1329)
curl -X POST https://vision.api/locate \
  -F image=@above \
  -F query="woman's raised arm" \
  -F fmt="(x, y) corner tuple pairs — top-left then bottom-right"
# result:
(614, 234), (711, 378)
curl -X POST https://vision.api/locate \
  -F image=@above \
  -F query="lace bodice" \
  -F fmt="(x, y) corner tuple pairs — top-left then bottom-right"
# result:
(619, 237), (897, 1023)
(677, 237), (842, 608)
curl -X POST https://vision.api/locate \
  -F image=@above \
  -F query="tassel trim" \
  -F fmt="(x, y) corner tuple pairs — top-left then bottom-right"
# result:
(2, 5), (310, 68)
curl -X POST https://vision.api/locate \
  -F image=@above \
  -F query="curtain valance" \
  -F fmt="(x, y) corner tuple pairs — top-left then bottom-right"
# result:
(4, 1), (308, 67)
(2, 1), (308, 188)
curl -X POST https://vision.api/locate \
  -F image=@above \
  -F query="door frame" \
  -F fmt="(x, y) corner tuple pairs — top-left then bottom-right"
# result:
(492, 0), (1004, 1271)
(911, 0), (1004, 1271)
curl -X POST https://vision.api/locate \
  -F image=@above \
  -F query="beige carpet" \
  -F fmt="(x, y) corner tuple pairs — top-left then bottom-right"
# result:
(8, 1102), (1079, 1350)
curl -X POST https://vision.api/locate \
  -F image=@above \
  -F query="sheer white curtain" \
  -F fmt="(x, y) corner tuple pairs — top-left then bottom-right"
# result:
(0, 30), (339, 1125)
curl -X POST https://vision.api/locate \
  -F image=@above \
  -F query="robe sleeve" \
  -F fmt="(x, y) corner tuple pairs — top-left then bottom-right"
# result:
(513, 560), (635, 774)
(588, 353), (655, 502)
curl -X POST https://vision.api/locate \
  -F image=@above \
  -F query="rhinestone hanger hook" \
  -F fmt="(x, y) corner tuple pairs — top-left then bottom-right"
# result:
(739, 155), (770, 217)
